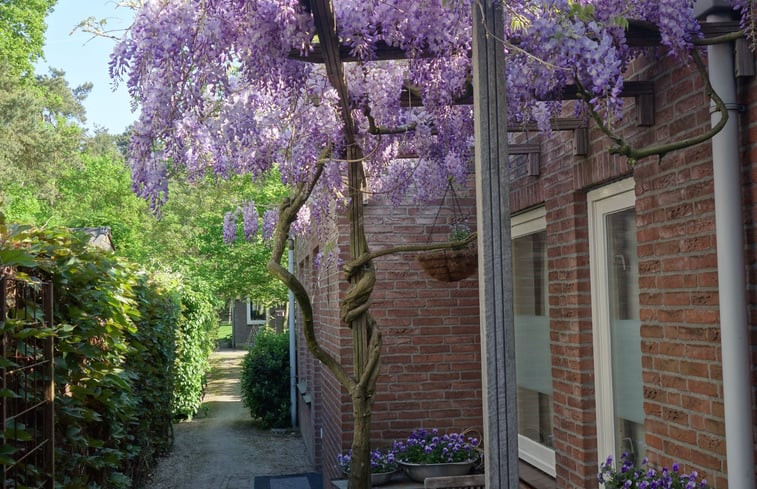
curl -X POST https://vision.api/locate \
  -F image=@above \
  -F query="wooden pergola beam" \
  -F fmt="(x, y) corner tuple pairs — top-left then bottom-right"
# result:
(309, 0), (355, 141)
(289, 21), (742, 62)
(397, 80), (654, 107)
(288, 40), (418, 63)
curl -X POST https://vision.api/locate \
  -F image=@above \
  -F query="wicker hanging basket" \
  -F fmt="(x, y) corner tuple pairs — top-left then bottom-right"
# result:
(415, 179), (477, 282)
(416, 245), (478, 282)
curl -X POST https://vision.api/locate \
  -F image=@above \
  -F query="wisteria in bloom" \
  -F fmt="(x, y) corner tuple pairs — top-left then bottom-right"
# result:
(114, 0), (753, 237)
(241, 201), (259, 241)
(223, 210), (237, 245)
(261, 208), (278, 242)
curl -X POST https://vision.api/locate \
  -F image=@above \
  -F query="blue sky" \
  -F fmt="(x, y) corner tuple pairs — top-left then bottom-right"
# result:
(36, 0), (135, 134)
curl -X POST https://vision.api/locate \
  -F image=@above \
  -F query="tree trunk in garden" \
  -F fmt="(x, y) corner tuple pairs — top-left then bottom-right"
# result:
(266, 145), (381, 489)
(349, 384), (374, 489)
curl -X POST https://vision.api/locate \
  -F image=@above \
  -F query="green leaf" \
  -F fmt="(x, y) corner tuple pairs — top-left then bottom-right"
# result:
(0, 249), (36, 267)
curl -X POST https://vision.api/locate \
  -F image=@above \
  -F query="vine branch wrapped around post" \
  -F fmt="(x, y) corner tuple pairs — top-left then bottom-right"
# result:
(267, 150), (355, 392)
(576, 49), (729, 165)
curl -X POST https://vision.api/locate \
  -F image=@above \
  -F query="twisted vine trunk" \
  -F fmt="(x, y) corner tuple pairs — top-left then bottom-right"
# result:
(266, 145), (381, 489)
(343, 145), (381, 489)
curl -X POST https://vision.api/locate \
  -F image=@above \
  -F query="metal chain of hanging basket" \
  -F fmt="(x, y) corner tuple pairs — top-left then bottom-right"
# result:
(415, 181), (478, 282)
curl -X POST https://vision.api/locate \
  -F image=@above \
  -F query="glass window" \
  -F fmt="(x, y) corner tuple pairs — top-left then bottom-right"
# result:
(512, 208), (555, 475)
(588, 179), (646, 464)
(247, 301), (266, 324)
(606, 208), (645, 461)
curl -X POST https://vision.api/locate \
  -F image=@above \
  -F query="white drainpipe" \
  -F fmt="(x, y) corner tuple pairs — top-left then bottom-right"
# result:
(706, 13), (756, 489)
(288, 238), (297, 428)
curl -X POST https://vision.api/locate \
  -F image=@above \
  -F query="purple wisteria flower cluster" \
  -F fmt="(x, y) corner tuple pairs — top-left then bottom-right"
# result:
(598, 453), (710, 489)
(222, 200), (278, 245)
(393, 428), (479, 464)
(336, 448), (398, 474)
(114, 0), (753, 228)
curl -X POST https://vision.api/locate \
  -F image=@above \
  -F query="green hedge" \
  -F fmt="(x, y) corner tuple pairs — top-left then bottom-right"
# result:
(0, 217), (216, 488)
(172, 282), (219, 419)
(240, 327), (290, 428)
(123, 272), (180, 485)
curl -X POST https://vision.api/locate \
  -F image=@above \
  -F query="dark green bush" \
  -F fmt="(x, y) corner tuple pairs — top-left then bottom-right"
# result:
(123, 272), (180, 485)
(240, 327), (290, 428)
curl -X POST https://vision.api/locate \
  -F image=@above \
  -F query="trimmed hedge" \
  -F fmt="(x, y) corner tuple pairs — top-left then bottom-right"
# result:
(240, 327), (290, 428)
(0, 217), (217, 488)
(172, 282), (218, 419)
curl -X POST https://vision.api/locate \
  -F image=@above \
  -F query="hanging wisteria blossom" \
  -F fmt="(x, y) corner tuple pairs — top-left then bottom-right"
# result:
(223, 210), (238, 245)
(114, 0), (752, 228)
(241, 201), (259, 242)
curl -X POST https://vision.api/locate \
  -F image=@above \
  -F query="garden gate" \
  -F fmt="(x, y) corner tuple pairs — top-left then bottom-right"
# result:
(1, 277), (55, 489)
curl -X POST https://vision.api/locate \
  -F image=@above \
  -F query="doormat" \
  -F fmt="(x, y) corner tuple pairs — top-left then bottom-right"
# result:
(253, 473), (322, 489)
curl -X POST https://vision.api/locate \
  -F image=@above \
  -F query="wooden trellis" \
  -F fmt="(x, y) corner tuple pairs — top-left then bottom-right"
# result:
(1, 277), (55, 489)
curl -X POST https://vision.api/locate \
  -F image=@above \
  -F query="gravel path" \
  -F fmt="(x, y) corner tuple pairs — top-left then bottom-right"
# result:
(144, 349), (315, 489)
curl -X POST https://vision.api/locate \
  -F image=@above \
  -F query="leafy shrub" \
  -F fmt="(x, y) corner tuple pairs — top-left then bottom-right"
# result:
(240, 327), (290, 428)
(23, 226), (141, 489)
(0, 218), (186, 488)
(171, 282), (219, 418)
(123, 272), (180, 485)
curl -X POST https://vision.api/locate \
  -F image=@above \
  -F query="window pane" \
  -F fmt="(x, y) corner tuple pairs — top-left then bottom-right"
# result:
(248, 302), (266, 322)
(606, 209), (645, 461)
(514, 230), (553, 448)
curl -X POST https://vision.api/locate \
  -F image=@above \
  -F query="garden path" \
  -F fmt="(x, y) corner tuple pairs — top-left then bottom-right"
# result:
(144, 348), (315, 489)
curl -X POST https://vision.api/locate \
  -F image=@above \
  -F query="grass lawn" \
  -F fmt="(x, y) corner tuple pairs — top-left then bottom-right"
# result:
(216, 323), (232, 345)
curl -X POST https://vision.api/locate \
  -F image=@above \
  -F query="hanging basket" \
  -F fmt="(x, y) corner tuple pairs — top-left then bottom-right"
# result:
(416, 246), (478, 282)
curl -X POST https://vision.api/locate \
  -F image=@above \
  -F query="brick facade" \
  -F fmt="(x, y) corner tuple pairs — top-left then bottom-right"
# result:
(294, 40), (756, 489)
(295, 185), (483, 485)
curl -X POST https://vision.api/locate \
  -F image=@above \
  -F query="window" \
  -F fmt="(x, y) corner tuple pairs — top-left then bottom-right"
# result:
(246, 301), (267, 325)
(588, 179), (646, 464)
(512, 207), (555, 476)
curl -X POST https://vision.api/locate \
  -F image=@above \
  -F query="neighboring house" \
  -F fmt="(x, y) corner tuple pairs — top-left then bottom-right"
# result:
(230, 299), (286, 348)
(294, 4), (756, 489)
(75, 227), (115, 252)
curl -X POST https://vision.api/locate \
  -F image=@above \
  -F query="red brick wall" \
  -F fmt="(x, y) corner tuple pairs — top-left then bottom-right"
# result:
(365, 189), (483, 447)
(506, 48), (749, 488)
(632, 53), (727, 487)
(740, 46), (757, 489)
(295, 181), (483, 483)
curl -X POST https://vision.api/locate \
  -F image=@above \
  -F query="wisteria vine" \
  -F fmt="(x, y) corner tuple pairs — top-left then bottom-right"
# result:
(112, 0), (753, 235)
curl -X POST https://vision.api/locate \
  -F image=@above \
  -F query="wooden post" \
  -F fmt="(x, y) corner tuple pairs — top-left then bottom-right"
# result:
(471, 1), (519, 488)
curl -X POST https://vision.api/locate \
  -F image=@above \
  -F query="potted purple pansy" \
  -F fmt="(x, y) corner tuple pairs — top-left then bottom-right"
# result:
(336, 447), (398, 486)
(393, 428), (480, 482)
(598, 453), (711, 489)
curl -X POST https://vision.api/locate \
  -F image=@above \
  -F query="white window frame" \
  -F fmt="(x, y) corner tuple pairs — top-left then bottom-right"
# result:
(246, 300), (267, 326)
(511, 206), (555, 477)
(587, 178), (637, 463)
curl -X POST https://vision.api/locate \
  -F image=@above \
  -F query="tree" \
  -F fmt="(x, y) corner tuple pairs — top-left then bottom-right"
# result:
(144, 172), (289, 304)
(113, 1), (753, 487)
(0, 66), (88, 216)
(0, 0), (56, 76)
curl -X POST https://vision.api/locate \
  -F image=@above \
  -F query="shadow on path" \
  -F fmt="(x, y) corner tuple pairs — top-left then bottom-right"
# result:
(144, 349), (315, 489)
